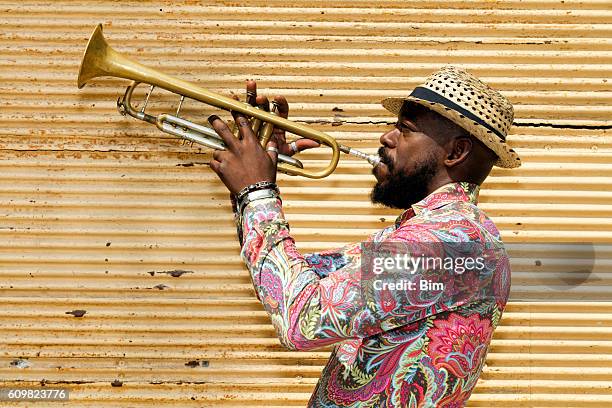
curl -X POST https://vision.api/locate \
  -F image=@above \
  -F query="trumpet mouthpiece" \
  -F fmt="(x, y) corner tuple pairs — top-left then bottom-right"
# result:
(339, 145), (380, 168)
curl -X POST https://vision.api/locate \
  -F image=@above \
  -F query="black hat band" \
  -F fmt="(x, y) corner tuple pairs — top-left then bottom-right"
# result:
(407, 86), (506, 142)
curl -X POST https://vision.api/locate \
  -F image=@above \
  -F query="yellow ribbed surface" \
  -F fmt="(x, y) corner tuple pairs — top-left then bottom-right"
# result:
(0, 1), (611, 406)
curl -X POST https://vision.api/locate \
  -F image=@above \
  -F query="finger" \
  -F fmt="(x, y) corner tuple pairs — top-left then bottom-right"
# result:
(256, 95), (270, 112)
(295, 138), (320, 151)
(209, 159), (230, 189)
(265, 138), (279, 166)
(231, 110), (257, 144)
(209, 156), (223, 176)
(246, 80), (257, 106)
(273, 126), (287, 145)
(274, 95), (289, 119)
(281, 138), (321, 156)
(212, 149), (227, 162)
(208, 115), (238, 151)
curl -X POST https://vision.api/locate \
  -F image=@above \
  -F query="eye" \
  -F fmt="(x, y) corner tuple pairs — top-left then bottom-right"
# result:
(395, 120), (416, 134)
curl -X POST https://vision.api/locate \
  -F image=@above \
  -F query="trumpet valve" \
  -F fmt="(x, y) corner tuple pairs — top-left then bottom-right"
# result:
(258, 101), (279, 146)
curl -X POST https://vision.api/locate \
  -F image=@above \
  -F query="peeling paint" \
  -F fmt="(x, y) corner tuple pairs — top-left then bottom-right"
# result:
(147, 270), (194, 278)
(9, 359), (31, 369)
(185, 360), (210, 368)
(65, 310), (87, 318)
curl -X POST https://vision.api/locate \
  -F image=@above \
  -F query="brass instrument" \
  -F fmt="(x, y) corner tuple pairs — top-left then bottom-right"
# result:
(77, 24), (380, 178)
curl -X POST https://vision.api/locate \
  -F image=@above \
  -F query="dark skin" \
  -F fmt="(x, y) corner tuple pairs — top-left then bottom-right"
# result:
(209, 85), (497, 196)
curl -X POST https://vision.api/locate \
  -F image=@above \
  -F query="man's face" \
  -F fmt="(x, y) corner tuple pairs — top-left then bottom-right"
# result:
(371, 104), (447, 209)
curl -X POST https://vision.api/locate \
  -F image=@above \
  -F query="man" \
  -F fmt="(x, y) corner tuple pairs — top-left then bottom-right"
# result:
(208, 66), (520, 407)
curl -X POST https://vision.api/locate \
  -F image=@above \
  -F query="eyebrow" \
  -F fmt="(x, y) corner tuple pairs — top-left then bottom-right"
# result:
(396, 117), (419, 131)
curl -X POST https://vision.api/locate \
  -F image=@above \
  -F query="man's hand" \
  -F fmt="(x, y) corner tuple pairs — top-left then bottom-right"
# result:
(208, 109), (277, 195)
(208, 80), (319, 194)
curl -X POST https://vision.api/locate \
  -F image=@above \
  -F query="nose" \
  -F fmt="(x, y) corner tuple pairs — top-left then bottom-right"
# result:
(379, 127), (399, 148)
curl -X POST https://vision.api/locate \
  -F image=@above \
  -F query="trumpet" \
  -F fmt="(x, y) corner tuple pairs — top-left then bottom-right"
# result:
(77, 24), (380, 178)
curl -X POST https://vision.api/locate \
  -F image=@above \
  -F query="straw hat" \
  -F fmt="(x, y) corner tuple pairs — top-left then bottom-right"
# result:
(381, 66), (521, 168)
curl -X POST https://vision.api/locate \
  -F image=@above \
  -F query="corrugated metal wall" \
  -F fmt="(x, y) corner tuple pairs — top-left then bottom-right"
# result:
(1, 1), (611, 406)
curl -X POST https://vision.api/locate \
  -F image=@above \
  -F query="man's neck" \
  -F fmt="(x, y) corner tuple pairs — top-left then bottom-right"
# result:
(424, 175), (454, 198)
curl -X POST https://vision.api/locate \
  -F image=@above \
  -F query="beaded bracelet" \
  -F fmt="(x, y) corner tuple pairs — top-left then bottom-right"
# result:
(235, 181), (278, 204)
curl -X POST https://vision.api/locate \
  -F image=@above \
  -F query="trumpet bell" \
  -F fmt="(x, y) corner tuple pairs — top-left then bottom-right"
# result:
(78, 24), (109, 89)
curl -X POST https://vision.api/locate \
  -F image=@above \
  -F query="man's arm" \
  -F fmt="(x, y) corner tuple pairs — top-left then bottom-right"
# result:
(240, 195), (367, 350)
(239, 196), (494, 351)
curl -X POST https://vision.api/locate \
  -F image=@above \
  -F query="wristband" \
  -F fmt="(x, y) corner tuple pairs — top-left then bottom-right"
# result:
(238, 188), (280, 218)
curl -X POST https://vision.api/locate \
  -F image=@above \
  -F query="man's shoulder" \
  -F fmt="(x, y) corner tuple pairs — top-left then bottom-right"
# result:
(397, 201), (503, 243)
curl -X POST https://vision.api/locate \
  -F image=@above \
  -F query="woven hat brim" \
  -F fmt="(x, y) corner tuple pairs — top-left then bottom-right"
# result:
(381, 97), (521, 169)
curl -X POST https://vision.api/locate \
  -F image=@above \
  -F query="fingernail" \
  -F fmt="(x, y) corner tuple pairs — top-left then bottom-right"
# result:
(207, 114), (220, 124)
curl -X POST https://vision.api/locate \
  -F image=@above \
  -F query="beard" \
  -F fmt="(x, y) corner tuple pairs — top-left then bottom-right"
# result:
(370, 147), (437, 209)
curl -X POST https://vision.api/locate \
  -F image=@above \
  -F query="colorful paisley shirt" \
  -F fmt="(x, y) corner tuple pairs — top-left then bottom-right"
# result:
(239, 182), (510, 407)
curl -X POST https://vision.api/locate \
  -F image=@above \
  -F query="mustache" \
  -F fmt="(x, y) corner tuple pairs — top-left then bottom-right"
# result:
(377, 147), (393, 169)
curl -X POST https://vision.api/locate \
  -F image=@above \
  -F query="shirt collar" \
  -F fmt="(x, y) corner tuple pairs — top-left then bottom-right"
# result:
(395, 182), (480, 226)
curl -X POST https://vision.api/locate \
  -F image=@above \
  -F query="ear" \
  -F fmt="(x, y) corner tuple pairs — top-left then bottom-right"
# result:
(444, 137), (472, 168)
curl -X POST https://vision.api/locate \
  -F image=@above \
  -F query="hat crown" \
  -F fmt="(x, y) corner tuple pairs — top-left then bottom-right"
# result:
(421, 66), (514, 138)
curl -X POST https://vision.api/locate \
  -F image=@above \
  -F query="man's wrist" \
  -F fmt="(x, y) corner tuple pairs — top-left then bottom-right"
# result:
(235, 181), (278, 203)
(232, 182), (281, 248)
(238, 187), (281, 218)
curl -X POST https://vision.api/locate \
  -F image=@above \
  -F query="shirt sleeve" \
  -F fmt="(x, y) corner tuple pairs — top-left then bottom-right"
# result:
(240, 197), (494, 351)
